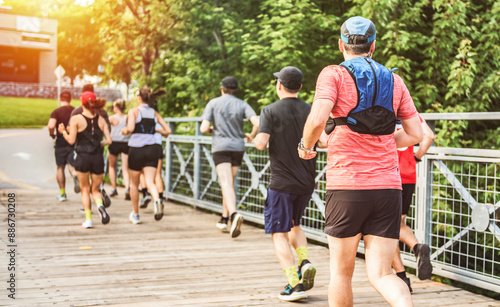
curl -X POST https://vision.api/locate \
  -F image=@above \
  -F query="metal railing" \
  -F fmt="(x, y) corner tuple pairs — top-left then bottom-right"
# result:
(162, 114), (500, 293)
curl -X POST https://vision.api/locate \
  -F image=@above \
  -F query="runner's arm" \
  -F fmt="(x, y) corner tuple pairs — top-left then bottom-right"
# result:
(58, 117), (78, 145)
(200, 119), (212, 134)
(246, 115), (260, 142)
(155, 111), (172, 137)
(395, 116), (423, 148)
(99, 116), (112, 146)
(47, 118), (57, 139)
(254, 132), (270, 150)
(122, 109), (137, 135)
(300, 98), (332, 159)
(414, 120), (435, 160)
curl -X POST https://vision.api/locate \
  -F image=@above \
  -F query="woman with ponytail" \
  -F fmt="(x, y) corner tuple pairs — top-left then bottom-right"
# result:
(108, 99), (131, 199)
(58, 91), (112, 228)
(122, 86), (171, 224)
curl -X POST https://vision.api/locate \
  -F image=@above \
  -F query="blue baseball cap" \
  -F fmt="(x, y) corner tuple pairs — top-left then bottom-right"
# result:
(340, 16), (376, 44)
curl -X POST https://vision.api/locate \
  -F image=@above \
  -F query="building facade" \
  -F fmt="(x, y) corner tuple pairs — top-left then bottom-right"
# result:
(0, 10), (57, 84)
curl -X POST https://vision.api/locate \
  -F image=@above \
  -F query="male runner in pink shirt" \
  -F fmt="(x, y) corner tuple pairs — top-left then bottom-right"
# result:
(299, 16), (423, 306)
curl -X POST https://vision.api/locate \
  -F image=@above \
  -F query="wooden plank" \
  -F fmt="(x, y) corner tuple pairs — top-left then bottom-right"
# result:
(0, 188), (497, 306)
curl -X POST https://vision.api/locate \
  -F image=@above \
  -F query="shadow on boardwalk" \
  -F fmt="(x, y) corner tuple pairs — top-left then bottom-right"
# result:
(1, 187), (498, 306)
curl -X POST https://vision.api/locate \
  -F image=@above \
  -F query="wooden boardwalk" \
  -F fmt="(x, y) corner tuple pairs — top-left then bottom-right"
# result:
(1, 187), (498, 307)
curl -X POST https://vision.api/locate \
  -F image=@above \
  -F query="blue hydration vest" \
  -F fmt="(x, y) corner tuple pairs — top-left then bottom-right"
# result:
(325, 57), (397, 135)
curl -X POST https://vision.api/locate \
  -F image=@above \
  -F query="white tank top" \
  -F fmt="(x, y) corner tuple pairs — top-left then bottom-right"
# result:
(110, 114), (130, 142)
(128, 105), (157, 148)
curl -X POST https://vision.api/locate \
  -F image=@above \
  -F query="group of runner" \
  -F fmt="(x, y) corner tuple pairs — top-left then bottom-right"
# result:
(200, 16), (433, 306)
(48, 85), (170, 228)
(48, 15), (434, 306)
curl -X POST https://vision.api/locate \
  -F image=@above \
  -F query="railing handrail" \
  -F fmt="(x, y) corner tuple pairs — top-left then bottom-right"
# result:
(165, 117), (202, 123)
(420, 112), (500, 121)
(426, 146), (500, 159)
(164, 112), (500, 124)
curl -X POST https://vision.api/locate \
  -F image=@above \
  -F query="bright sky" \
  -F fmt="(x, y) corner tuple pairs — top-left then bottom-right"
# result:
(74, 0), (94, 6)
(0, 0), (94, 7)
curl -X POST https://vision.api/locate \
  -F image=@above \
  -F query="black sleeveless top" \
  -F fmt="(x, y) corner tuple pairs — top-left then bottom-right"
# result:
(75, 114), (103, 154)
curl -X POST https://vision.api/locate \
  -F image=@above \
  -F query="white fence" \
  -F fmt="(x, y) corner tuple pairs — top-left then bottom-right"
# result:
(162, 114), (500, 293)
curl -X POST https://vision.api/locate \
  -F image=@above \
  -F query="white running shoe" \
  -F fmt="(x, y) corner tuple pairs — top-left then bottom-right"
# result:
(129, 212), (141, 224)
(216, 217), (229, 233)
(154, 199), (164, 221)
(82, 219), (93, 229)
(298, 260), (316, 291)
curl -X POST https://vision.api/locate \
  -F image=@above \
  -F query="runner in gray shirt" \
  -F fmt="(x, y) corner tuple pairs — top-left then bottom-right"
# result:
(200, 76), (259, 238)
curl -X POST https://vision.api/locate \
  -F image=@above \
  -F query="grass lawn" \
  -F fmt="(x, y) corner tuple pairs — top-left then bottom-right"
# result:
(0, 96), (84, 128)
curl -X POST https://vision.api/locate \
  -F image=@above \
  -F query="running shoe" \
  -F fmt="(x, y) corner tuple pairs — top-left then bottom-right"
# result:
(73, 176), (80, 193)
(110, 189), (118, 197)
(298, 259), (316, 291)
(139, 194), (151, 208)
(216, 217), (229, 233)
(101, 188), (111, 208)
(154, 199), (164, 221)
(279, 284), (307, 302)
(230, 212), (243, 238)
(415, 243), (433, 280)
(57, 194), (67, 202)
(82, 219), (93, 229)
(124, 189), (131, 200)
(97, 205), (110, 225)
(129, 211), (141, 224)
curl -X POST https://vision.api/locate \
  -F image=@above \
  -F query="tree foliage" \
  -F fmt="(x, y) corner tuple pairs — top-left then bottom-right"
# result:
(4, 0), (104, 83)
(6, 0), (500, 148)
(51, 0), (104, 83)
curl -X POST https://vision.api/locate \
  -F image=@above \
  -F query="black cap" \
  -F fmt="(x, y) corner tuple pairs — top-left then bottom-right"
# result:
(273, 66), (303, 91)
(221, 76), (238, 90)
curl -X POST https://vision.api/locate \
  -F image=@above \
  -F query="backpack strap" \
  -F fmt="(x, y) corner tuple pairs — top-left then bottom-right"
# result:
(324, 64), (358, 135)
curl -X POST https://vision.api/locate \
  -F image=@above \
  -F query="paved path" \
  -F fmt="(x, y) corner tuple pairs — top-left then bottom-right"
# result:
(0, 128), (55, 190)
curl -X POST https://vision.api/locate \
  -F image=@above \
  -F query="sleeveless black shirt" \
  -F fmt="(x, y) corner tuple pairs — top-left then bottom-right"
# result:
(75, 114), (103, 154)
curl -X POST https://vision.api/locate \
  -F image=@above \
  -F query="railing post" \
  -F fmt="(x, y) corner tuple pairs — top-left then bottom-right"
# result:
(193, 121), (201, 207)
(416, 155), (433, 246)
(165, 122), (176, 198)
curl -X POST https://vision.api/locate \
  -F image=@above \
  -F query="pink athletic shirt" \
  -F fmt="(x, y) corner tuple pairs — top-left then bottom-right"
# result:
(314, 64), (418, 190)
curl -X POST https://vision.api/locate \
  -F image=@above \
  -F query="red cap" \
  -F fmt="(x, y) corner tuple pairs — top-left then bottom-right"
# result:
(80, 91), (96, 106)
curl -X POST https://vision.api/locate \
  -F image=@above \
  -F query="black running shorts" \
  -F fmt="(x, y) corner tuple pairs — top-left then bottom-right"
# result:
(74, 151), (104, 175)
(212, 151), (244, 166)
(154, 144), (165, 160)
(324, 189), (402, 239)
(54, 145), (75, 167)
(401, 184), (415, 216)
(108, 141), (129, 156)
(128, 144), (161, 171)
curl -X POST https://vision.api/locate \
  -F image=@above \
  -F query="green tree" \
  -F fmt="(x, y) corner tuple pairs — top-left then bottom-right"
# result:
(5, 0), (105, 83)
(51, 0), (104, 83)
(94, 0), (182, 86)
